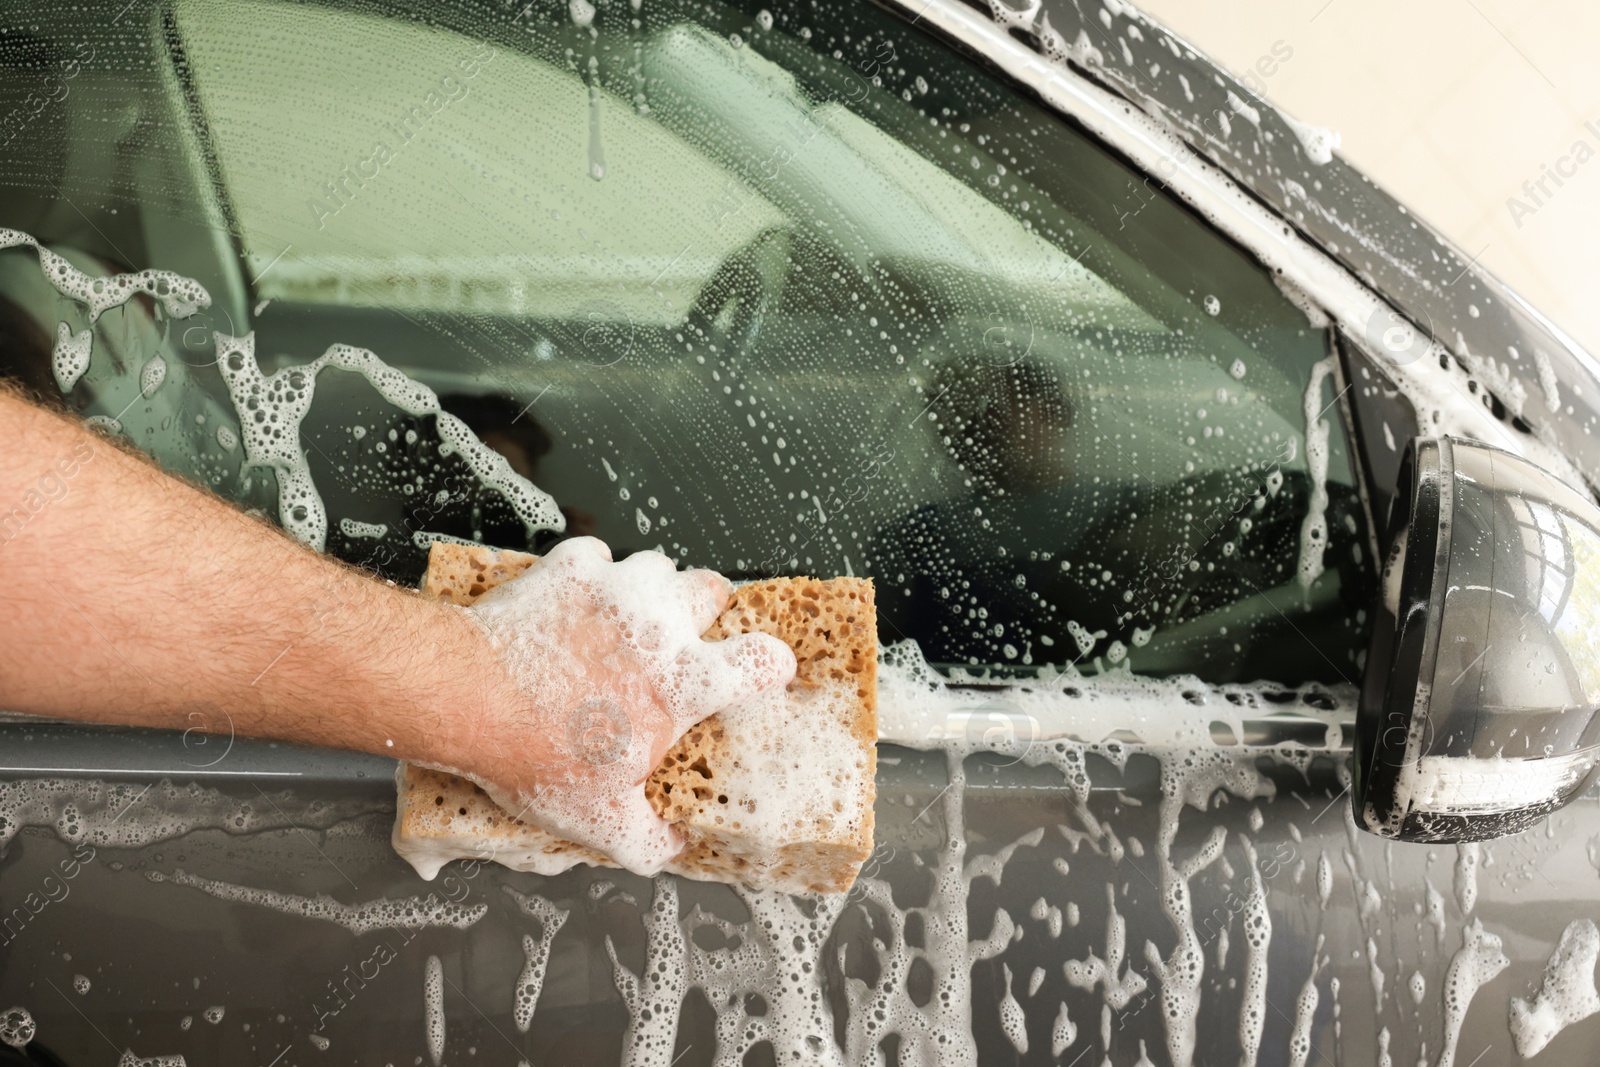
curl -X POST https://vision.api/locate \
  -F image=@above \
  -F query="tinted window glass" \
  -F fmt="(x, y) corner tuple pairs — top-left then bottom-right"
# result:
(0, 0), (1373, 683)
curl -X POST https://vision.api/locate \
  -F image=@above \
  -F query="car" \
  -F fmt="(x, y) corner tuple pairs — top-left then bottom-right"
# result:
(1, 0), (1597, 1063)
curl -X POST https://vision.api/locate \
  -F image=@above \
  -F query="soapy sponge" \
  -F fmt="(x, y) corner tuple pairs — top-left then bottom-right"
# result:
(392, 543), (877, 894)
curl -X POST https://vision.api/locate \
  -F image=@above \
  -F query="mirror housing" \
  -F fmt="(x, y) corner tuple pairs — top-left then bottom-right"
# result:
(1355, 436), (1600, 841)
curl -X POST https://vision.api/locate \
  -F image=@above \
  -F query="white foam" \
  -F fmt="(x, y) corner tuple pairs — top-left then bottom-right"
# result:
(1288, 940), (1324, 1067)
(1, 225), (209, 398)
(538, 723), (1335, 1065)
(72, 975), (90, 995)
(876, 639), (1351, 751)
(1425, 879), (1447, 945)
(505, 888), (569, 1032)
(338, 518), (389, 540)
(140, 356), (167, 398)
(1238, 839), (1272, 1067)
(214, 331), (563, 551)
(1051, 1000), (1077, 1056)
(118, 1054), (185, 1067)
(424, 954), (445, 1066)
(1281, 115), (1340, 165)
(1298, 355), (1337, 591)
(1510, 919), (1600, 1058)
(0, 777), (387, 853)
(1145, 755), (1268, 1067)
(1027, 966), (1046, 997)
(51, 323), (92, 392)
(606, 878), (689, 1067)
(1064, 883), (1147, 1009)
(1454, 842), (1480, 916)
(999, 964), (1029, 1053)
(841, 750), (1027, 1064)
(1366, 936), (1386, 1011)
(1438, 919), (1509, 1067)
(0, 227), (209, 321)
(147, 869), (486, 934)
(0, 1007), (34, 1049)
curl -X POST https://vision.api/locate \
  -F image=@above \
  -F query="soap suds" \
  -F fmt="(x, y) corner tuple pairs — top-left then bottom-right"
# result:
(424, 954), (445, 1066)
(1051, 1000), (1077, 1056)
(0, 777), (387, 852)
(1238, 839), (1272, 1067)
(505, 888), (569, 1032)
(147, 869), (485, 934)
(1510, 919), (1600, 1058)
(1027, 965), (1045, 997)
(999, 964), (1029, 1053)
(214, 331), (563, 551)
(1281, 114), (1340, 165)
(1438, 919), (1509, 1067)
(338, 518), (389, 540)
(1425, 879), (1447, 946)
(1297, 355), (1337, 591)
(140, 355), (167, 397)
(0, 226), (207, 397)
(0, 228), (208, 321)
(52, 323), (92, 392)
(1454, 842), (1480, 916)
(842, 749), (1030, 1064)
(1064, 883), (1148, 1008)
(606, 879), (689, 1067)
(0, 1008), (34, 1049)
(1288, 940), (1324, 1067)
(1145, 753), (1268, 1067)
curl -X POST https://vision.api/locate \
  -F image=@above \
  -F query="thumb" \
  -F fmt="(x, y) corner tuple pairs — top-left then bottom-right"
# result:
(657, 631), (796, 728)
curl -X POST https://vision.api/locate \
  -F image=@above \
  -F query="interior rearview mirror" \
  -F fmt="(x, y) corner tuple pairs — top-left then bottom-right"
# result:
(1355, 436), (1600, 841)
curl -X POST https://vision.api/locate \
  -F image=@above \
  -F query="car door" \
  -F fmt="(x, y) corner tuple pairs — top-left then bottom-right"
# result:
(0, 0), (1581, 1064)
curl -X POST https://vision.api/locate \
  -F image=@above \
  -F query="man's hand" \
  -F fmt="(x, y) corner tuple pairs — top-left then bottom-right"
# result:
(444, 538), (795, 874)
(0, 386), (791, 877)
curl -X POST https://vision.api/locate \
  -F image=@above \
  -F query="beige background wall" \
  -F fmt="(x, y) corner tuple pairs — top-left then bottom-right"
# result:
(1135, 0), (1600, 358)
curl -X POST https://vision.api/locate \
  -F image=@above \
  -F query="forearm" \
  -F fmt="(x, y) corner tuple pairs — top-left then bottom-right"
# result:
(0, 387), (525, 768)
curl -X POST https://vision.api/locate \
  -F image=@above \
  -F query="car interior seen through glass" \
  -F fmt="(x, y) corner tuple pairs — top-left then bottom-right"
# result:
(0, 0), (1374, 685)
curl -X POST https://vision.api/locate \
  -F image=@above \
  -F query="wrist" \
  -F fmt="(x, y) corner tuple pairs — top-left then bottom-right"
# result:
(380, 596), (542, 779)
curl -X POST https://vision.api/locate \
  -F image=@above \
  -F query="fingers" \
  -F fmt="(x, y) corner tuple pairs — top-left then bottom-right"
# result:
(611, 552), (729, 637)
(681, 568), (732, 634)
(655, 630), (796, 728)
(542, 535), (613, 567)
(588, 789), (685, 876)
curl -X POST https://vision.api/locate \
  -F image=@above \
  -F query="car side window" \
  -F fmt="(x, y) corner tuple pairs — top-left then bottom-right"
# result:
(0, 0), (1374, 684)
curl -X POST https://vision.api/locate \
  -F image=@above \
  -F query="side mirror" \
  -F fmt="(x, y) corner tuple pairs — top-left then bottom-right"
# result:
(1355, 436), (1600, 841)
